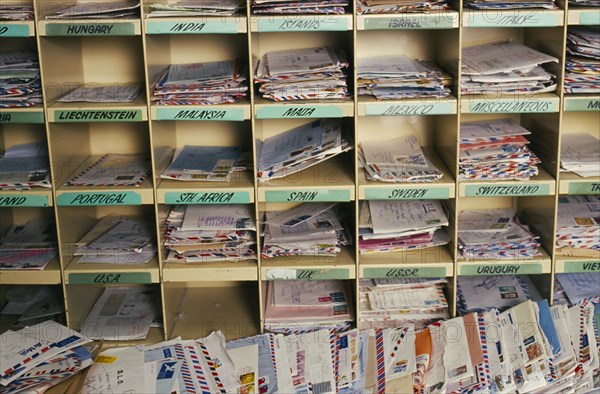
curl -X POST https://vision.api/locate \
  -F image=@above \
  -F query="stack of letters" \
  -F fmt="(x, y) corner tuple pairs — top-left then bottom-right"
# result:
(0, 142), (50, 190)
(560, 133), (600, 177)
(0, 4), (33, 19)
(74, 215), (156, 264)
(264, 280), (355, 334)
(457, 275), (542, 313)
(57, 84), (142, 103)
(359, 278), (449, 330)
(152, 60), (248, 105)
(261, 203), (349, 258)
(257, 119), (351, 182)
(569, 0), (600, 6)
(357, 55), (451, 99)
(146, 0), (244, 17)
(461, 41), (558, 95)
(358, 135), (444, 183)
(252, 0), (348, 14)
(554, 272), (600, 306)
(359, 200), (449, 254)
(555, 195), (600, 257)
(45, 1), (140, 19)
(164, 204), (257, 262)
(459, 118), (540, 181)
(565, 27), (600, 94)
(458, 208), (542, 260)
(0, 50), (42, 108)
(464, 0), (555, 9)
(72, 298), (599, 393)
(161, 145), (248, 182)
(0, 219), (57, 270)
(254, 47), (349, 101)
(66, 153), (150, 187)
(357, 0), (448, 14)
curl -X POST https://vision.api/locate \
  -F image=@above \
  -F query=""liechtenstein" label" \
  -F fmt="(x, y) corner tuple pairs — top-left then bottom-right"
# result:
(53, 110), (143, 122)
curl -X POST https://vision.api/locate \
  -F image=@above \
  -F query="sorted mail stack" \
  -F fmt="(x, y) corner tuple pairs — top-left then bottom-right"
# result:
(74, 215), (157, 264)
(457, 275), (543, 313)
(560, 133), (600, 177)
(0, 50), (42, 108)
(464, 0), (555, 9)
(555, 196), (600, 257)
(257, 119), (352, 182)
(66, 153), (150, 187)
(45, 1), (140, 19)
(458, 208), (542, 260)
(161, 145), (249, 182)
(56, 84), (143, 103)
(254, 47), (349, 101)
(555, 273), (600, 306)
(252, 0), (348, 14)
(0, 219), (58, 270)
(146, 0), (245, 17)
(263, 280), (355, 334)
(0, 142), (51, 190)
(0, 321), (93, 394)
(565, 27), (600, 94)
(357, 55), (451, 100)
(0, 4), (33, 20)
(1, 286), (64, 329)
(459, 119), (541, 181)
(261, 203), (350, 258)
(461, 41), (558, 95)
(359, 278), (450, 330)
(359, 200), (449, 254)
(570, 0), (600, 6)
(152, 59), (248, 105)
(164, 204), (257, 262)
(356, 0), (448, 14)
(358, 136), (444, 183)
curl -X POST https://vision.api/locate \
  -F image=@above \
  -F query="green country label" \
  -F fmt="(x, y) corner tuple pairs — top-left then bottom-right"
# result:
(565, 97), (600, 112)
(460, 263), (543, 275)
(0, 24), (30, 37)
(466, 11), (559, 27)
(363, 14), (456, 29)
(165, 191), (250, 204)
(68, 272), (152, 284)
(53, 110), (143, 122)
(365, 187), (450, 200)
(0, 195), (49, 207)
(580, 11), (600, 25)
(146, 20), (238, 34)
(266, 268), (350, 280)
(568, 181), (600, 195)
(564, 261), (600, 273)
(257, 17), (348, 32)
(265, 189), (351, 202)
(156, 107), (245, 121)
(57, 192), (142, 206)
(45, 23), (135, 36)
(256, 105), (344, 119)
(0, 110), (44, 123)
(365, 101), (455, 116)
(467, 99), (557, 113)
(363, 267), (447, 278)
(465, 184), (550, 197)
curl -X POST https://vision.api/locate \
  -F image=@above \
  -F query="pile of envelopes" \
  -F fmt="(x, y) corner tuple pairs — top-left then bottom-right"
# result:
(264, 280), (355, 334)
(560, 133), (600, 177)
(45, 1), (140, 19)
(359, 278), (449, 330)
(555, 195), (600, 257)
(0, 3), (33, 20)
(252, 0), (348, 13)
(255, 47), (349, 101)
(569, 0), (600, 6)
(357, 0), (448, 14)
(554, 272), (600, 306)
(459, 119), (540, 181)
(1, 285), (64, 329)
(261, 203), (350, 258)
(164, 204), (257, 262)
(464, 0), (555, 9)
(0, 50), (42, 108)
(66, 153), (150, 187)
(457, 275), (542, 314)
(359, 200), (449, 254)
(461, 41), (558, 95)
(161, 145), (249, 182)
(257, 119), (351, 182)
(57, 84), (142, 103)
(0, 219), (58, 271)
(0, 321), (93, 394)
(357, 55), (452, 100)
(358, 135), (444, 183)
(0, 142), (50, 190)
(565, 27), (600, 94)
(458, 208), (542, 260)
(146, 0), (244, 17)
(74, 215), (156, 264)
(153, 59), (248, 105)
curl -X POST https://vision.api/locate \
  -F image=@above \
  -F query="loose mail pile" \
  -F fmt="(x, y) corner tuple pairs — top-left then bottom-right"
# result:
(45, 1), (140, 19)
(252, 0), (348, 14)
(357, 0), (448, 14)
(565, 27), (600, 94)
(570, 0), (600, 6)
(161, 145), (249, 182)
(555, 195), (600, 257)
(74, 298), (599, 394)
(1, 285), (64, 329)
(458, 208), (542, 260)
(461, 41), (558, 95)
(555, 272), (600, 306)
(0, 219), (58, 271)
(357, 55), (452, 100)
(164, 204), (257, 262)
(57, 84), (142, 103)
(257, 119), (352, 182)
(359, 200), (449, 254)
(0, 321), (93, 394)
(0, 142), (50, 190)
(560, 133), (600, 177)
(0, 50), (42, 108)
(261, 203), (350, 258)
(264, 280), (355, 334)
(254, 47), (349, 101)
(74, 215), (157, 264)
(152, 59), (248, 105)
(459, 119), (540, 181)
(0, 4), (33, 20)
(464, 0), (555, 9)
(358, 135), (444, 183)
(146, 0), (245, 17)
(359, 278), (450, 330)
(66, 153), (150, 187)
